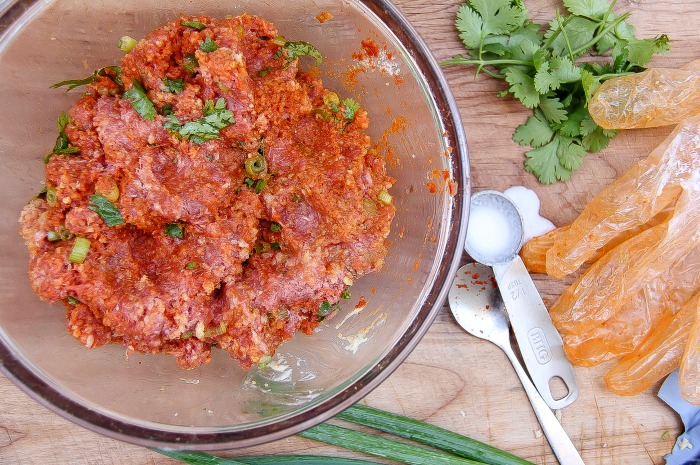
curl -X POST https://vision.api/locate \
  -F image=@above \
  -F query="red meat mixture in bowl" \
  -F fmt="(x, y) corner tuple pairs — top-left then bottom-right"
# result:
(19, 14), (395, 370)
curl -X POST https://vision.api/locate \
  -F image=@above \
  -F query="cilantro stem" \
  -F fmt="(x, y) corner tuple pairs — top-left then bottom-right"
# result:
(572, 12), (630, 56)
(597, 0), (618, 37)
(541, 14), (574, 50)
(440, 56), (529, 76)
(556, 10), (576, 63)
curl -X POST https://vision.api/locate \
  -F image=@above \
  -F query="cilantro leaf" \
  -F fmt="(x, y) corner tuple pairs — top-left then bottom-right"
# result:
(513, 109), (554, 148)
(342, 98), (360, 121)
(469, 0), (526, 35)
(558, 105), (587, 137)
(580, 113), (617, 152)
(624, 35), (670, 67)
(88, 194), (124, 227)
(549, 56), (581, 82)
(165, 223), (185, 239)
(181, 20), (207, 30)
(534, 61), (561, 94)
(165, 97), (234, 144)
(456, 4), (485, 50)
(545, 16), (597, 58)
(200, 37), (218, 53)
(123, 79), (156, 121)
(538, 95), (567, 124)
(556, 135), (587, 171)
(524, 138), (571, 184)
(563, 0), (610, 18)
(275, 40), (323, 66)
(162, 77), (185, 94)
(504, 68), (540, 108)
(580, 68), (602, 103)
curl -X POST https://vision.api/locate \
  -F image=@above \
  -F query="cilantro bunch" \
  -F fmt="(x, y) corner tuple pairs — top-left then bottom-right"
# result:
(443, 0), (669, 183)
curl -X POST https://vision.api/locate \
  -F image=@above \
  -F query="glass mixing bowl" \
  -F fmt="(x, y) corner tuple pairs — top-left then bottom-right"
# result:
(0, 0), (469, 449)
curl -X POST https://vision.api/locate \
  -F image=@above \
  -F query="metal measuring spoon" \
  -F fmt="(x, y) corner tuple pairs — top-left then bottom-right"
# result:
(449, 263), (585, 465)
(465, 190), (578, 409)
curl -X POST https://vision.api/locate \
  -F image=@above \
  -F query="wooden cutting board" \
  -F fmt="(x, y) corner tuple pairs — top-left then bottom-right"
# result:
(2, 0), (699, 463)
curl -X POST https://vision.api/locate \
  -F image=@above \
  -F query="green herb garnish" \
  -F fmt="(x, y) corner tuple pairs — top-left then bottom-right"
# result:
(165, 223), (185, 239)
(443, 0), (670, 183)
(162, 77), (185, 94)
(65, 296), (81, 305)
(88, 194), (124, 227)
(51, 66), (123, 91)
(200, 36), (219, 53)
(342, 98), (360, 121)
(183, 53), (199, 73)
(181, 19), (207, 30)
(185, 261), (198, 270)
(270, 222), (282, 233)
(273, 36), (323, 66)
(341, 289), (351, 299)
(45, 112), (80, 164)
(123, 79), (157, 121)
(318, 300), (338, 321)
(164, 97), (234, 144)
(243, 177), (268, 194)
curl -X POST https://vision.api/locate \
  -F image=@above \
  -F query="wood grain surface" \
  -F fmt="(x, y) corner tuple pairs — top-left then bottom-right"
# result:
(2, 0), (699, 464)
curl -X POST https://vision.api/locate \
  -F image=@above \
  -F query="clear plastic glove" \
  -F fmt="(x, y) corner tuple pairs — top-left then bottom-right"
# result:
(590, 59), (700, 129)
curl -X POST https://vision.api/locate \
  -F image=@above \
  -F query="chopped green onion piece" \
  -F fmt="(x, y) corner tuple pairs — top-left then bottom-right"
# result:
(117, 35), (137, 53)
(46, 187), (58, 207)
(362, 198), (377, 215)
(258, 355), (272, 370)
(88, 194), (124, 227)
(165, 223), (185, 239)
(183, 53), (199, 73)
(270, 222), (282, 233)
(254, 241), (272, 253)
(341, 289), (351, 299)
(181, 330), (194, 339)
(271, 242), (281, 250)
(292, 194), (303, 203)
(377, 189), (392, 205)
(200, 36), (218, 53)
(57, 226), (74, 241)
(123, 79), (157, 121)
(181, 19), (207, 30)
(66, 296), (80, 305)
(46, 230), (61, 242)
(68, 237), (91, 264)
(245, 155), (267, 176)
(185, 261), (198, 270)
(257, 67), (273, 78)
(271, 36), (288, 46)
(323, 92), (340, 113)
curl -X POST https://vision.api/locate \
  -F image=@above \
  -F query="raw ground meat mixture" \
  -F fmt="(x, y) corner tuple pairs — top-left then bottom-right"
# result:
(19, 14), (395, 369)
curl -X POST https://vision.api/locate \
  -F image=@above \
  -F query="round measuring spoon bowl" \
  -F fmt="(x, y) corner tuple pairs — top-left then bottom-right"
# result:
(464, 190), (524, 265)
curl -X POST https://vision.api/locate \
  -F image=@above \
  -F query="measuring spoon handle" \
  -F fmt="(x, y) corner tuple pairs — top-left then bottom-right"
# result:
(493, 256), (579, 409)
(500, 342), (586, 465)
